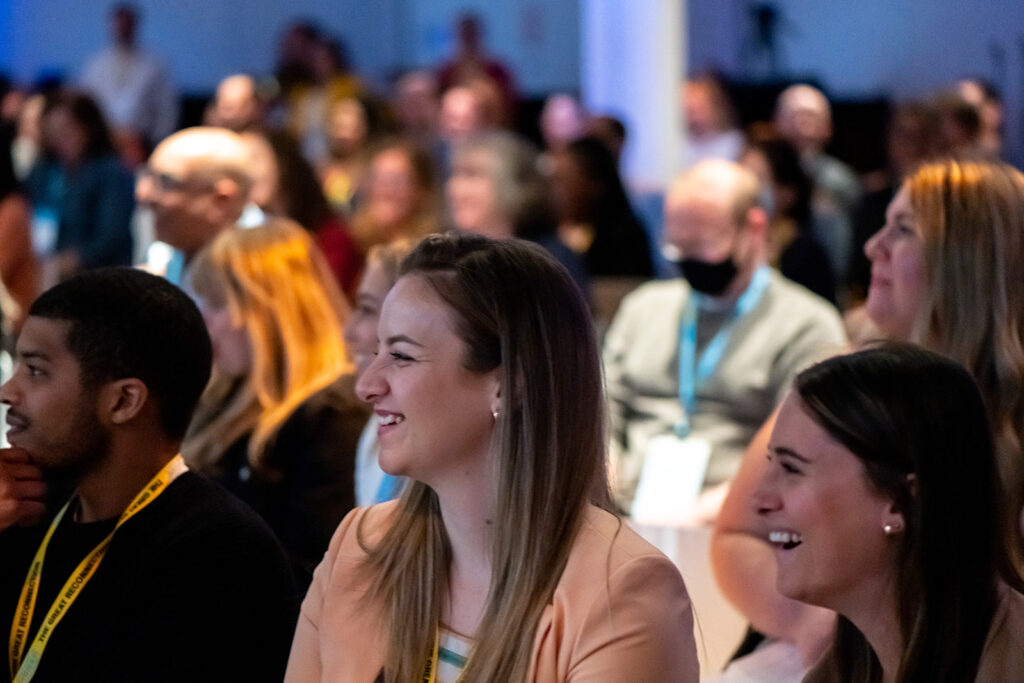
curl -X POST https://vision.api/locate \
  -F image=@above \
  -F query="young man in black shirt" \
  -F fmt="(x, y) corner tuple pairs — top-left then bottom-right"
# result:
(0, 268), (298, 682)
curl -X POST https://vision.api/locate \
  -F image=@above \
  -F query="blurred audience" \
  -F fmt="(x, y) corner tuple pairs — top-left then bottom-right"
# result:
(184, 218), (367, 582)
(740, 136), (837, 303)
(79, 3), (178, 157)
(539, 92), (586, 155)
(437, 12), (516, 124)
(242, 128), (361, 296)
(349, 138), (440, 254)
(774, 84), (859, 290)
(288, 35), (363, 164)
(447, 130), (588, 291)
(682, 74), (745, 168)
(0, 125), (40, 336)
(391, 70), (441, 149)
(550, 135), (654, 278)
(208, 74), (267, 133)
(26, 90), (135, 282)
(319, 96), (382, 216)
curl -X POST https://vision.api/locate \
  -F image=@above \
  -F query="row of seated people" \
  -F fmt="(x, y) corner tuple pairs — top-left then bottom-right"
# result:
(1, 217), (1022, 680)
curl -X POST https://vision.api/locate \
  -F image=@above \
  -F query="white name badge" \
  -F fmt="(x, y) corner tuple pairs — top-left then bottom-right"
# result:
(631, 435), (712, 525)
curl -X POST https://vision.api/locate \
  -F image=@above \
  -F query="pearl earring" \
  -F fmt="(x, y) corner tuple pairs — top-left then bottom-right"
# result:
(492, 410), (499, 420)
(883, 522), (902, 535)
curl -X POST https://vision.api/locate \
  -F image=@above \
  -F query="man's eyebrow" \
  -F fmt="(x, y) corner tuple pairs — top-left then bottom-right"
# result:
(385, 334), (424, 347)
(771, 446), (811, 463)
(18, 350), (50, 362)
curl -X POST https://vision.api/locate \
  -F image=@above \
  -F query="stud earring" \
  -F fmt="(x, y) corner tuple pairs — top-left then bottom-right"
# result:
(883, 522), (903, 535)
(492, 410), (499, 420)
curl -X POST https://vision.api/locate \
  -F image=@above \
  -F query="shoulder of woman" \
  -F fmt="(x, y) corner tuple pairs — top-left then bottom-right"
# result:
(555, 505), (689, 604)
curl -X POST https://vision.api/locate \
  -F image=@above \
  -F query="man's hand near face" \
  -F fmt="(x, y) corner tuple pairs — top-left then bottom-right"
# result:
(0, 448), (46, 531)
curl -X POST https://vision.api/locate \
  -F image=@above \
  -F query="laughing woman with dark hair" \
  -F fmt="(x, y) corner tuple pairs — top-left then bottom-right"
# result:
(286, 232), (697, 682)
(755, 343), (1024, 681)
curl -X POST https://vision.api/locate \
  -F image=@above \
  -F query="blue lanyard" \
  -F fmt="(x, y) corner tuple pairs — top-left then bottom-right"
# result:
(676, 266), (770, 437)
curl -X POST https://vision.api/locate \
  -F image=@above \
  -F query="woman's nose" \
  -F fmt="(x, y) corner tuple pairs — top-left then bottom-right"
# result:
(355, 353), (386, 403)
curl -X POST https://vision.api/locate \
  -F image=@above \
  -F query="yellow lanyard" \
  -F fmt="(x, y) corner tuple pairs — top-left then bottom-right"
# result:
(8, 454), (188, 683)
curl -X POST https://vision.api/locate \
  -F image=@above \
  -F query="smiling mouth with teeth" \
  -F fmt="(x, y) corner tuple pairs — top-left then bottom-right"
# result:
(378, 414), (404, 426)
(769, 531), (803, 549)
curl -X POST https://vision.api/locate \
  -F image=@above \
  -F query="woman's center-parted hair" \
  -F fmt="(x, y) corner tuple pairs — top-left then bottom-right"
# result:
(359, 232), (611, 683)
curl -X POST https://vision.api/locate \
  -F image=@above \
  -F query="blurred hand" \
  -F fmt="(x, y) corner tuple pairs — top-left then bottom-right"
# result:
(0, 448), (47, 531)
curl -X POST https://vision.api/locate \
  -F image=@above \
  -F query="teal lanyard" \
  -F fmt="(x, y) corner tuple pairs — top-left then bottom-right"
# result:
(676, 266), (770, 437)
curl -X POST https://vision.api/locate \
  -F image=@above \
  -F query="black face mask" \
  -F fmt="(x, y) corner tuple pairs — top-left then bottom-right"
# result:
(678, 256), (738, 296)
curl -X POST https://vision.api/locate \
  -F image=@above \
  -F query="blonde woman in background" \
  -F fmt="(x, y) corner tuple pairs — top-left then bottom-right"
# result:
(184, 218), (368, 582)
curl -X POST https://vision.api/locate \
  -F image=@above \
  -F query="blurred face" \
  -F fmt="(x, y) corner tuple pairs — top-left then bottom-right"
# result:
(664, 184), (745, 263)
(344, 259), (392, 377)
(43, 107), (87, 165)
(242, 133), (279, 211)
(864, 187), (927, 340)
(355, 275), (498, 485)
(213, 77), (258, 132)
(197, 300), (252, 378)
(540, 95), (583, 151)
(440, 88), (483, 142)
(754, 393), (900, 612)
(327, 99), (368, 156)
(447, 149), (504, 236)
(366, 149), (421, 233)
(136, 142), (219, 256)
(0, 317), (109, 476)
(550, 150), (587, 223)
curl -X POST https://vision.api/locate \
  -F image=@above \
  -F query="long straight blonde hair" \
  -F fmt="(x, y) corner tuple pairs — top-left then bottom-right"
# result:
(907, 160), (1024, 526)
(357, 233), (611, 682)
(183, 217), (352, 475)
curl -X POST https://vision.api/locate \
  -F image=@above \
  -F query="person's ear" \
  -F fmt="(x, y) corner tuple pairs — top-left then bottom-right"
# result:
(746, 206), (769, 239)
(881, 500), (906, 537)
(99, 378), (149, 426)
(488, 374), (502, 421)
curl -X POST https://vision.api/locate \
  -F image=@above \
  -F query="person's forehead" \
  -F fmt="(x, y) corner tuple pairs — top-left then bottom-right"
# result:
(17, 317), (75, 359)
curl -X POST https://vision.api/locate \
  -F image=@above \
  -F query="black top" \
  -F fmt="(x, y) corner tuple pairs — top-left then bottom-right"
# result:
(210, 377), (369, 584)
(0, 472), (299, 683)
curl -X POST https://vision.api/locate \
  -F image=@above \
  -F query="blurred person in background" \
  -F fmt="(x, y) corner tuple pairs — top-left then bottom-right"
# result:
(740, 135), (837, 303)
(0, 122), (40, 337)
(26, 90), (134, 283)
(184, 218), (367, 583)
(447, 130), (588, 293)
(288, 35), (364, 165)
(682, 74), (745, 168)
(242, 128), (361, 297)
(343, 240), (416, 507)
(134, 126), (252, 284)
(350, 138), (441, 255)
(391, 70), (441, 149)
(318, 96), (383, 216)
(79, 3), (178, 158)
(774, 84), (859, 290)
(550, 135), (654, 278)
(208, 74), (267, 134)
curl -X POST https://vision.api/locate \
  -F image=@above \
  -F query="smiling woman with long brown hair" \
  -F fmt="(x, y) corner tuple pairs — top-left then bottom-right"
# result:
(285, 232), (697, 682)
